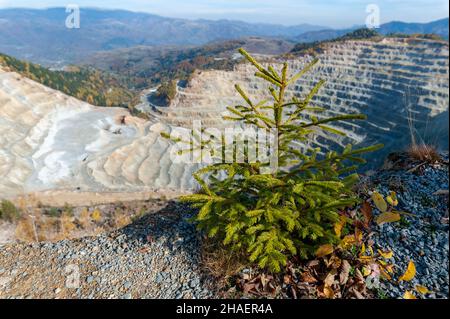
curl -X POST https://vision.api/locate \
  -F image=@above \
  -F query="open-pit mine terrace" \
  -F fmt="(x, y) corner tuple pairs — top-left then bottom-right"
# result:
(0, 37), (448, 205)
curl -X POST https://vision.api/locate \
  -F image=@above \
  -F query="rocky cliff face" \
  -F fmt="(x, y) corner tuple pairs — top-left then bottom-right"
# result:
(155, 38), (449, 166)
(0, 37), (448, 201)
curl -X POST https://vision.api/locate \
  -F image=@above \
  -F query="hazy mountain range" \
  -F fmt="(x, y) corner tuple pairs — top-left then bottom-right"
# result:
(0, 7), (322, 66)
(295, 18), (449, 43)
(0, 7), (448, 67)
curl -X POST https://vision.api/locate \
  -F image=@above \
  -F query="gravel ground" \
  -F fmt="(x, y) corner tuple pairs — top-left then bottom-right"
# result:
(0, 202), (217, 299)
(0, 155), (448, 299)
(366, 154), (449, 299)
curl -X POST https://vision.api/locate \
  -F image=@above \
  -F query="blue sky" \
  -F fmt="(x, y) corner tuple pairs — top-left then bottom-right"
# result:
(0, 0), (448, 27)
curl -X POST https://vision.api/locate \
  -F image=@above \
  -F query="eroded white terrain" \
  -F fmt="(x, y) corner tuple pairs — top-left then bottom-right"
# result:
(0, 68), (200, 201)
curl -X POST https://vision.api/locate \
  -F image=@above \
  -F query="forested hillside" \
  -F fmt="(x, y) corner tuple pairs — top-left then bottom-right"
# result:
(0, 53), (138, 108)
(289, 28), (445, 56)
(86, 37), (293, 90)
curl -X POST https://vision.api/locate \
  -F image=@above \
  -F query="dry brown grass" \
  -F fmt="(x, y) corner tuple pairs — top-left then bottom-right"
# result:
(113, 208), (132, 228)
(15, 217), (38, 242)
(407, 144), (442, 163)
(79, 208), (91, 229)
(201, 237), (248, 289)
(7, 199), (165, 243)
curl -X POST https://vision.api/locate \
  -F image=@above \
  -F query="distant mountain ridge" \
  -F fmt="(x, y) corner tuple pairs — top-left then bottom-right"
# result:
(295, 18), (449, 43)
(0, 7), (324, 66)
(0, 7), (448, 67)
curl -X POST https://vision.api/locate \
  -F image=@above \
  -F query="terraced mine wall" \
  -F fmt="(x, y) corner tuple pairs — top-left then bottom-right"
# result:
(0, 37), (448, 201)
(154, 38), (449, 166)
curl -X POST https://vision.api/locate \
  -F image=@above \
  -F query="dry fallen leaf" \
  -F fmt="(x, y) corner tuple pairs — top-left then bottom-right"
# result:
(328, 255), (342, 269)
(377, 249), (393, 259)
(260, 274), (271, 289)
(371, 191), (388, 212)
(301, 271), (318, 284)
(379, 266), (392, 281)
(350, 286), (365, 299)
(340, 234), (357, 249)
(324, 272), (336, 287)
(307, 259), (320, 267)
(339, 260), (351, 285)
(355, 228), (363, 243)
(243, 283), (257, 294)
(334, 216), (346, 238)
(362, 266), (371, 277)
(399, 260), (416, 282)
(283, 275), (291, 285)
(415, 285), (431, 295)
(138, 247), (150, 254)
(316, 244), (334, 258)
(403, 290), (417, 299)
(386, 191), (399, 206)
(361, 201), (373, 227)
(323, 286), (335, 299)
(376, 212), (401, 225)
(91, 209), (102, 222)
(360, 243), (366, 255)
(355, 268), (365, 283)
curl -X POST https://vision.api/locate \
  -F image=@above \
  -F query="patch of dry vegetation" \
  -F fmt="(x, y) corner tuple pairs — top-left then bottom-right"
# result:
(200, 237), (247, 290)
(1, 198), (166, 243)
(407, 144), (442, 163)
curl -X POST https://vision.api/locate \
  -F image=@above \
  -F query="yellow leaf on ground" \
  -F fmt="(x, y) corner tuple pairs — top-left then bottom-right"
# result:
(378, 249), (393, 259)
(360, 243), (366, 255)
(399, 260), (416, 282)
(334, 216), (346, 238)
(355, 228), (363, 243)
(384, 264), (395, 274)
(403, 291), (417, 299)
(91, 209), (102, 222)
(371, 191), (387, 212)
(376, 212), (400, 225)
(315, 244), (334, 258)
(380, 267), (392, 281)
(386, 191), (399, 206)
(415, 285), (431, 295)
(362, 266), (371, 277)
(359, 255), (374, 262)
(340, 235), (357, 249)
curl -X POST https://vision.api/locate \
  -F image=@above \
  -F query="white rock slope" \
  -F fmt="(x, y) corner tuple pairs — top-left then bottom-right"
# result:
(0, 68), (200, 198)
